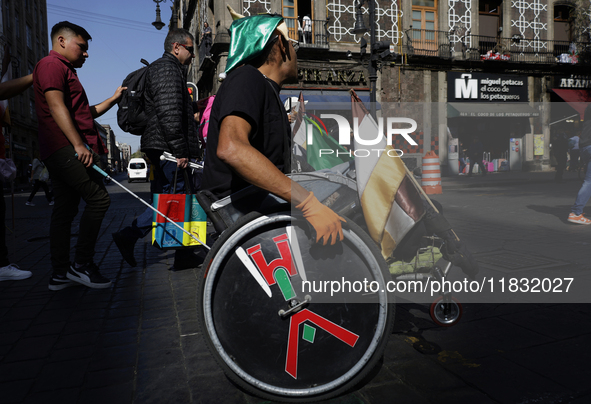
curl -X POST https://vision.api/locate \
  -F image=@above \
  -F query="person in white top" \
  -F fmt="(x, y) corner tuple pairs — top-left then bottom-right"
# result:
(26, 152), (54, 206)
(302, 15), (312, 44)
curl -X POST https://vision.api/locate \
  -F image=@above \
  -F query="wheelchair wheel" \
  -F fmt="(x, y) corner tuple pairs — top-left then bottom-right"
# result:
(197, 211), (394, 402)
(429, 296), (462, 327)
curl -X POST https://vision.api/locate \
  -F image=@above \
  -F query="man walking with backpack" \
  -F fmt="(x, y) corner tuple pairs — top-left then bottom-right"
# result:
(112, 28), (201, 269)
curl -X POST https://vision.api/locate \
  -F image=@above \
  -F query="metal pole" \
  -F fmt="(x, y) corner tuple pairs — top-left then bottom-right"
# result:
(171, 0), (178, 29)
(368, 0), (377, 119)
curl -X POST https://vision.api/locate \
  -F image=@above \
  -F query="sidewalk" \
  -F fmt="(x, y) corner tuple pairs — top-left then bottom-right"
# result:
(1, 172), (590, 403)
(441, 169), (568, 190)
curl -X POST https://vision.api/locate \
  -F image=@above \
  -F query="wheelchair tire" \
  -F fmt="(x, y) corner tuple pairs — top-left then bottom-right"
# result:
(430, 296), (462, 327)
(197, 211), (394, 402)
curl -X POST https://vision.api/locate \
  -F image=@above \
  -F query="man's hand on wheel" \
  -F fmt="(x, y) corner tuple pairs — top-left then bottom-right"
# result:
(295, 192), (346, 245)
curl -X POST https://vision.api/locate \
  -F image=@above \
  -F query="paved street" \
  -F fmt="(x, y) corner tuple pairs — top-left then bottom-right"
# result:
(1, 170), (591, 403)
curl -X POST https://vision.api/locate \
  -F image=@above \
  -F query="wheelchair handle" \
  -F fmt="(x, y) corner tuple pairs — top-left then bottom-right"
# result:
(160, 151), (203, 169)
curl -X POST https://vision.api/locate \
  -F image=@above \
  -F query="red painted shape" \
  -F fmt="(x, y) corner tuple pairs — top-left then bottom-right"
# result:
(285, 309), (359, 379)
(246, 233), (296, 286)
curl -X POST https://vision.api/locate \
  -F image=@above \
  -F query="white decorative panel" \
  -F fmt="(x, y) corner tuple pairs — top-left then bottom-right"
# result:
(511, 0), (548, 51)
(448, 0), (472, 48)
(326, 0), (403, 44)
(582, 1), (591, 38)
(243, 0), (272, 16)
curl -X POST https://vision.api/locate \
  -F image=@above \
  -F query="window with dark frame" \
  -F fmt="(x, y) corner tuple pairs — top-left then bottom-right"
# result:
(554, 5), (574, 42)
(479, 0), (503, 38)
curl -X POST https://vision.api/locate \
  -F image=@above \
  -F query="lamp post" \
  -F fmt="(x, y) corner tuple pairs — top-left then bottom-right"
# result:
(152, 0), (166, 30)
(353, 0), (377, 118)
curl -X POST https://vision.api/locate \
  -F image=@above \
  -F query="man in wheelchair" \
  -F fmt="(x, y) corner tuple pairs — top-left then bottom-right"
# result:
(199, 9), (478, 280)
(200, 11), (345, 246)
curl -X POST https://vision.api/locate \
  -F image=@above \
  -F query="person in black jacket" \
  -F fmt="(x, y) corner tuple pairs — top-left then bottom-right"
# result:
(112, 28), (201, 269)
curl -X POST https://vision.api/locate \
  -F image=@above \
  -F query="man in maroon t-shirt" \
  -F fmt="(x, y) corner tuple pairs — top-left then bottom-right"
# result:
(33, 21), (125, 291)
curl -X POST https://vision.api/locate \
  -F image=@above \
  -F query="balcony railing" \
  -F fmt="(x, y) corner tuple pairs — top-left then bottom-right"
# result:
(453, 34), (588, 64)
(403, 29), (451, 59)
(204, 26), (589, 66)
(283, 17), (329, 49)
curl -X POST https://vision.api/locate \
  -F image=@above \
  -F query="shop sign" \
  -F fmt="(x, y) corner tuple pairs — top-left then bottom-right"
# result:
(556, 75), (591, 89)
(298, 69), (366, 85)
(447, 72), (528, 102)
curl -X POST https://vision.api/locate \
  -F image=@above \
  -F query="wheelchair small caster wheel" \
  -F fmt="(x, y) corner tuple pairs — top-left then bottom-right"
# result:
(430, 296), (462, 327)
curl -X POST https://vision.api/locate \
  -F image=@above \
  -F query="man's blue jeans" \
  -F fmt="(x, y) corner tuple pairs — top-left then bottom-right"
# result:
(572, 144), (591, 215)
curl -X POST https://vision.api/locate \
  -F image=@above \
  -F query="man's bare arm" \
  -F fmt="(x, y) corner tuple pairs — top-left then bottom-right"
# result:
(45, 90), (93, 167)
(89, 86), (126, 118)
(217, 115), (344, 245)
(217, 115), (310, 204)
(0, 74), (33, 100)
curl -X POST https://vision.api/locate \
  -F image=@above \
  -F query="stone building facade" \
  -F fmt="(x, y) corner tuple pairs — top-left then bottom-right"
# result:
(179, 0), (591, 172)
(1, 0), (48, 183)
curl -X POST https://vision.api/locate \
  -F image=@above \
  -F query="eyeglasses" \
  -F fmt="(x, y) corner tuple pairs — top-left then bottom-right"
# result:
(283, 37), (300, 53)
(287, 38), (300, 53)
(177, 43), (195, 55)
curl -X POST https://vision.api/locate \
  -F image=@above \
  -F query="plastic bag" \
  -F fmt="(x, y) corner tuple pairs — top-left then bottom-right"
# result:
(0, 158), (17, 182)
(39, 166), (50, 182)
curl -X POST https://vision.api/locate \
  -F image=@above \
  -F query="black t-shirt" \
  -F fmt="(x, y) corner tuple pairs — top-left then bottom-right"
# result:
(202, 65), (291, 198)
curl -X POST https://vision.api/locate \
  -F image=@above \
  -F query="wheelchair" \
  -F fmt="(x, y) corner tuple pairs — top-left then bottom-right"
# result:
(194, 171), (461, 402)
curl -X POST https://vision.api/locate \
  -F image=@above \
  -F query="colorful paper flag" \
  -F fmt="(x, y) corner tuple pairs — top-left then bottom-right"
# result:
(350, 90), (424, 258)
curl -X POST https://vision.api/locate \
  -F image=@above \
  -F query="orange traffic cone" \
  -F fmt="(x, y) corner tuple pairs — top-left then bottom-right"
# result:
(421, 151), (442, 194)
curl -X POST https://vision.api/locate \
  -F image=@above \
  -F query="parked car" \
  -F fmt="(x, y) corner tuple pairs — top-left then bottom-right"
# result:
(127, 158), (149, 183)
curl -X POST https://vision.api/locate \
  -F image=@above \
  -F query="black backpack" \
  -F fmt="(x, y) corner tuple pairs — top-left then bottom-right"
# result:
(117, 59), (151, 135)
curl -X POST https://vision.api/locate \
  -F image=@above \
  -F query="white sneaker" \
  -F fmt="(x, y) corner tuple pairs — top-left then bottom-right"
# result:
(0, 264), (32, 281)
(25, 201), (35, 206)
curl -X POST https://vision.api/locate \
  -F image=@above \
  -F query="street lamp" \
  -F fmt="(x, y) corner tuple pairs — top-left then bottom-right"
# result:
(353, 0), (377, 118)
(152, 0), (166, 30)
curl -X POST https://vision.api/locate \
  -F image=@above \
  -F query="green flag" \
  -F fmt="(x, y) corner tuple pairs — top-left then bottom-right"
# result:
(305, 116), (353, 170)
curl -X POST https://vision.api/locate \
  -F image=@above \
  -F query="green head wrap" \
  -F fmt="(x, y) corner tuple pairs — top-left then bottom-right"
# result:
(225, 14), (284, 74)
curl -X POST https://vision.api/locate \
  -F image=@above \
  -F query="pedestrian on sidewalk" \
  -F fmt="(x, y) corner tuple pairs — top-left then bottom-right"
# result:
(467, 136), (486, 177)
(112, 28), (201, 270)
(568, 133), (580, 172)
(568, 104), (591, 225)
(552, 130), (569, 183)
(25, 151), (54, 206)
(0, 73), (34, 282)
(33, 21), (125, 290)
